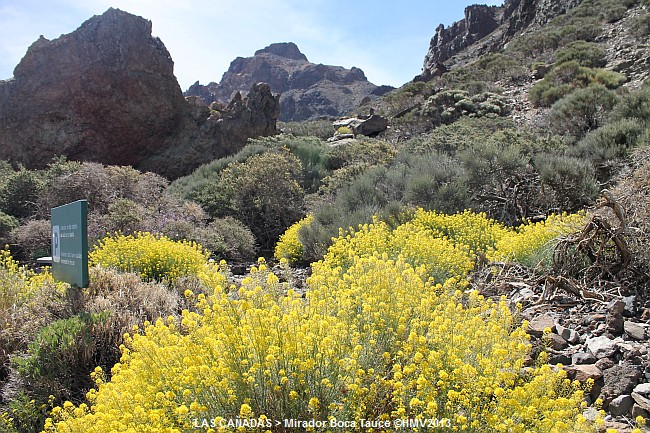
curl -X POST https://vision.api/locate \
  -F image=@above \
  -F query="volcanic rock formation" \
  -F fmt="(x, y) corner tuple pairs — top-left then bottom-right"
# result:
(185, 42), (393, 122)
(417, 0), (582, 81)
(0, 8), (279, 179)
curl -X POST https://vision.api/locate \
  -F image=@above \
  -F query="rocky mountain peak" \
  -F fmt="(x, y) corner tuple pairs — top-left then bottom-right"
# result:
(185, 42), (392, 122)
(254, 42), (308, 61)
(0, 8), (279, 179)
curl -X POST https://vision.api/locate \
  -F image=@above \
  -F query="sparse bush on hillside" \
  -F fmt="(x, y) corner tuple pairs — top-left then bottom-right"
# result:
(572, 118), (646, 180)
(530, 62), (626, 107)
(421, 89), (507, 124)
(550, 84), (619, 136)
(610, 82), (650, 123)
(630, 11), (650, 36)
(534, 153), (599, 209)
(554, 40), (606, 67)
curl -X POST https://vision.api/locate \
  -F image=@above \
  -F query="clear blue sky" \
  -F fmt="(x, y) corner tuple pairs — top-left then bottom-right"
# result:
(0, 0), (503, 90)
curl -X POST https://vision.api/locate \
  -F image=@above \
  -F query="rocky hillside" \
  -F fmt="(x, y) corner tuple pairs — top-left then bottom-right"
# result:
(185, 42), (393, 122)
(0, 8), (279, 179)
(416, 0), (583, 80)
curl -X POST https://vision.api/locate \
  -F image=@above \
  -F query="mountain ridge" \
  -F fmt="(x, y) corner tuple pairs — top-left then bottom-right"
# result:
(185, 42), (393, 122)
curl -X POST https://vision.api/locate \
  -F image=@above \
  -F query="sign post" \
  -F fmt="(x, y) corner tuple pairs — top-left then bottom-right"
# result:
(51, 200), (89, 288)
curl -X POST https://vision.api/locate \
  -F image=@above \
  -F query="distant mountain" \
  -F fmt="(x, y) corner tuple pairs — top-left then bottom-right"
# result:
(0, 8), (279, 179)
(185, 42), (394, 122)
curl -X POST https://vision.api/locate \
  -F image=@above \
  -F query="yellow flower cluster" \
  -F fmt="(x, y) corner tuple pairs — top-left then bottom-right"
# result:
(46, 211), (598, 433)
(274, 214), (314, 263)
(89, 232), (211, 284)
(487, 212), (588, 267)
(1, 247), (65, 309)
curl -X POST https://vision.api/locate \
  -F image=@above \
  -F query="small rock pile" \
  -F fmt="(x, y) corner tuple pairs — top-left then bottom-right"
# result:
(518, 294), (650, 425)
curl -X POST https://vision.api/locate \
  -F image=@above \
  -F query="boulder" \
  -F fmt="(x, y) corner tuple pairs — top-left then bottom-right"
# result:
(586, 335), (623, 359)
(565, 365), (603, 383)
(527, 314), (556, 336)
(556, 324), (580, 344)
(609, 395), (633, 416)
(624, 321), (647, 341)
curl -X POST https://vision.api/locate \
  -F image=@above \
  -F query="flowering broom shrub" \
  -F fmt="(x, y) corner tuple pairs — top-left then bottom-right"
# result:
(46, 211), (601, 433)
(488, 212), (588, 268)
(89, 232), (211, 284)
(274, 215), (314, 264)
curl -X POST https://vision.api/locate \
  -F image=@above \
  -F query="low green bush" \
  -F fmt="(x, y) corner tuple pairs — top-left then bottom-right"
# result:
(555, 41), (606, 67)
(0, 170), (44, 220)
(533, 153), (599, 209)
(196, 216), (257, 262)
(195, 151), (305, 252)
(550, 84), (619, 136)
(572, 118), (646, 180)
(14, 312), (114, 403)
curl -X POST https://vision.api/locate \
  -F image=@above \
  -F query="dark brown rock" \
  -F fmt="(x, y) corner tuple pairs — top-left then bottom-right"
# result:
(0, 9), (279, 179)
(184, 42), (392, 122)
(601, 364), (643, 406)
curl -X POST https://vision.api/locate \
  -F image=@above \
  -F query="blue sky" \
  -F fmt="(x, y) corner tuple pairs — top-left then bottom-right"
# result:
(0, 0), (503, 90)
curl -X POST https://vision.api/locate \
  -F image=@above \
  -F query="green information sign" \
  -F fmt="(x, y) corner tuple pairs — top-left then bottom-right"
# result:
(51, 200), (89, 288)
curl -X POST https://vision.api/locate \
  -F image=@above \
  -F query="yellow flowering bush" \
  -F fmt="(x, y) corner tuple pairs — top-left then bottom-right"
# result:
(488, 212), (588, 267)
(274, 214), (313, 263)
(46, 211), (599, 433)
(89, 232), (210, 284)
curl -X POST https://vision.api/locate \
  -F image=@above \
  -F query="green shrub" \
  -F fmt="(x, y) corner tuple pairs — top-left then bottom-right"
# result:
(630, 11), (650, 37)
(278, 136), (332, 193)
(1, 392), (51, 433)
(572, 118), (646, 180)
(530, 62), (626, 108)
(0, 170), (44, 219)
(10, 220), (51, 262)
(196, 151), (305, 252)
(14, 312), (113, 403)
(421, 90), (507, 124)
(169, 143), (270, 201)
(610, 83), (650, 123)
(555, 41), (606, 67)
(533, 153), (599, 209)
(0, 212), (19, 240)
(196, 217), (257, 262)
(529, 81), (574, 107)
(550, 84), (619, 136)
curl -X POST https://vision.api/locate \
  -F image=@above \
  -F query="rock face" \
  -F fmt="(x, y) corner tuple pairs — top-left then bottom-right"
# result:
(417, 0), (582, 81)
(0, 8), (279, 179)
(185, 42), (393, 122)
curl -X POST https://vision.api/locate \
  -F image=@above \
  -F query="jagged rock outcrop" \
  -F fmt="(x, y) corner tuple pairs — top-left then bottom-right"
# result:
(417, 0), (582, 81)
(185, 42), (393, 122)
(0, 8), (279, 179)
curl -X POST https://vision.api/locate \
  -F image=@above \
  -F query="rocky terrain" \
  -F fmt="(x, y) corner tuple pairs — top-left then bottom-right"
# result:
(0, 8), (279, 179)
(416, 0), (583, 80)
(185, 42), (393, 122)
